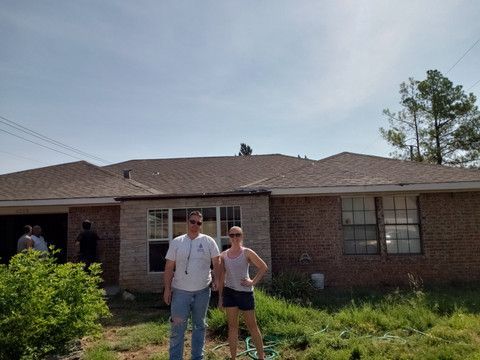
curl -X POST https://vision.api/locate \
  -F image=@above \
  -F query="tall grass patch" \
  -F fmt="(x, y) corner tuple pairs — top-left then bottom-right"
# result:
(209, 290), (331, 339)
(208, 280), (480, 359)
(111, 322), (169, 351)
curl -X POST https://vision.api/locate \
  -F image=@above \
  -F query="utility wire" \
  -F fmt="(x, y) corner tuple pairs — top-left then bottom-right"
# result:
(0, 115), (110, 163)
(0, 115), (111, 164)
(0, 149), (50, 166)
(467, 78), (480, 91)
(0, 128), (88, 161)
(445, 37), (480, 75)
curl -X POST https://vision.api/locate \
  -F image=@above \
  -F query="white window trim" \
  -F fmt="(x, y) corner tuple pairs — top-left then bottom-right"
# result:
(340, 194), (422, 256)
(146, 205), (242, 274)
(341, 196), (379, 255)
(383, 195), (421, 254)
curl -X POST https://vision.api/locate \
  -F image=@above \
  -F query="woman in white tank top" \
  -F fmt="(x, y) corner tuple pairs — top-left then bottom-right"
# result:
(218, 226), (268, 360)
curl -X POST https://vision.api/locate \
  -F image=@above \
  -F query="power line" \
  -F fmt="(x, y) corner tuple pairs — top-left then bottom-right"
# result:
(0, 149), (50, 166)
(445, 37), (480, 75)
(467, 78), (480, 91)
(0, 115), (110, 163)
(0, 128), (88, 162)
(0, 115), (111, 164)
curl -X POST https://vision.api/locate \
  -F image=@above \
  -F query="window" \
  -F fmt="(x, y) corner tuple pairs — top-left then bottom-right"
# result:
(220, 206), (241, 250)
(148, 209), (169, 272)
(147, 206), (241, 272)
(383, 196), (421, 254)
(342, 197), (379, 254)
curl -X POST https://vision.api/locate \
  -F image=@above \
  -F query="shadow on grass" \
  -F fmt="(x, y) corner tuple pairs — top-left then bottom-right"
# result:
(101, 282), (480, 328)
(265, 282), (480, 315)
(268, 282), (480, 315)
(102, 291), (223, 328)
(422, 282), (480, 315)
(103, 292), (170, 327)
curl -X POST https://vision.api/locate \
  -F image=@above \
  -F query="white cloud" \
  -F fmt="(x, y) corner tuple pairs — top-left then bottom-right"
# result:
(1, 0), (479, 173)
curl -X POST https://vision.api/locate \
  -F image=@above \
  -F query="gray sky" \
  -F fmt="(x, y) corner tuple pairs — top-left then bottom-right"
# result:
(1, 1), (479, 174)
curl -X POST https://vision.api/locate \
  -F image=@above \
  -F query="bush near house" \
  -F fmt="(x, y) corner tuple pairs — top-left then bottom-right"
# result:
(0, 250), (110, 360)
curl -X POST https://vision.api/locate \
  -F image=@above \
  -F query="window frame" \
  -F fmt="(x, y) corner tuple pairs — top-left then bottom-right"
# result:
(341, 196), (379, 255)
(146, 205), (242, 273)
(146, 208), (171, 273)
(383, 195), (422, 255)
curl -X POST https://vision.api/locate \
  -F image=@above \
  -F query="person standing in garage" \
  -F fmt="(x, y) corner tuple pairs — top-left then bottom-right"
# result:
(17, 225), (33, 253)
(75, 220), (99, 268)
(31, 225), (49, 253)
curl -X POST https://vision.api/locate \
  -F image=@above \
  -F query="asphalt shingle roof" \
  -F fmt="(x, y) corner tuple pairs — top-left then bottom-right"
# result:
(103, 154), (314, 195)
(0, 161), (159, 201)
(1, 153), (479, 202)
(247, 152), (480, 189)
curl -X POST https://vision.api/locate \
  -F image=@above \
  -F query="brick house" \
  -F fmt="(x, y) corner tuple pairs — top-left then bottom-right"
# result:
(1, 152), (479, 291)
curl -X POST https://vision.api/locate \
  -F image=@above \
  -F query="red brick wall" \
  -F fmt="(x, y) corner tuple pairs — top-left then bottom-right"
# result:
(270, 192), (480, 288)
(119, 195), (271, 292)
(68, 205), (120, 285)
(421, 192), (480, 281)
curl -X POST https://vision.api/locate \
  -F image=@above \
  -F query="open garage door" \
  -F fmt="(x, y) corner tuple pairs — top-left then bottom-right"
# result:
(0, 213), (68, 264)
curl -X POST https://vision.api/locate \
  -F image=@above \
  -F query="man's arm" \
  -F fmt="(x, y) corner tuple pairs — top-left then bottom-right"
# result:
(25, 236), (33, 250)
(211, 255), (221, 291)
(75, 233), (82, 257)
(217, 254), (226, 309)
(163, 259), (175, 305)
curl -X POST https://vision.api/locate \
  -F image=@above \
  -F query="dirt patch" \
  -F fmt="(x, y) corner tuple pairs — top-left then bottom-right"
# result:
(116, 344), (165, 359)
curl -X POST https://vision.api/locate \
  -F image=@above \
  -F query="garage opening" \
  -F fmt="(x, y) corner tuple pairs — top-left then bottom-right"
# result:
(0, 213), (68, 264)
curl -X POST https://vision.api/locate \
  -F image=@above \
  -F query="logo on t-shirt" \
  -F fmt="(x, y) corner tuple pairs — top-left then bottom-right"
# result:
(197, 243), (205, 253)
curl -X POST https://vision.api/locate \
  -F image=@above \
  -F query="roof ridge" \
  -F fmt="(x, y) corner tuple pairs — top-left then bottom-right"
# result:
(94, 164), (162, 194)
(104, 153), (312, 166)
(335, 152), (480, 173)
(315, 152), (351, 163)
(0, 160), (88, 177)
(240, 158), (317, 189)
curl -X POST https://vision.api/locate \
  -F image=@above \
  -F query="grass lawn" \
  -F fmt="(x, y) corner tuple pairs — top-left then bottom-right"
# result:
(82, 284), (480, 360)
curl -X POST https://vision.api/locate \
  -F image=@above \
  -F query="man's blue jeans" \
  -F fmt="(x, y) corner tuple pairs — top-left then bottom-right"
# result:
(169, 286), (211, 360)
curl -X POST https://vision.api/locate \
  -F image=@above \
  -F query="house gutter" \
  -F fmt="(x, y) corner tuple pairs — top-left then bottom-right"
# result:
(268, 181), (480, 196)
(0, 197), (118, 207)
(115, 189), (271, 201)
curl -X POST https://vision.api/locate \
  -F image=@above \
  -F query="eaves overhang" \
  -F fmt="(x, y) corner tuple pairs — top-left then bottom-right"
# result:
(115, 189), (271, 201)
(0, 197), (118, 207)
(268, 181), (480, 196)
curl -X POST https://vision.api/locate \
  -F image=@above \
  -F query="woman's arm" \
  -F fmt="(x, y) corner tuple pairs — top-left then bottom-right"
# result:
(243, 248), (268, 287)
(217, 253), (226, 308)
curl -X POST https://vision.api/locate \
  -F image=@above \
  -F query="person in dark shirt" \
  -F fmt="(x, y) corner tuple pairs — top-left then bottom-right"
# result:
(75, 220), (99, 267)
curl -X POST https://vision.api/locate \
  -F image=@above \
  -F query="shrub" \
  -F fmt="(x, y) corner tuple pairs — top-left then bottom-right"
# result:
(0, 250), (110, 360)
(269, 271), (314, 304)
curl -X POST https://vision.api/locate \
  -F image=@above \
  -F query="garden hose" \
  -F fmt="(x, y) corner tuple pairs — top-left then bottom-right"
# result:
(213, 326), (466, 358)
(242, 335), (280, 359)
(212, 335), (280, 359)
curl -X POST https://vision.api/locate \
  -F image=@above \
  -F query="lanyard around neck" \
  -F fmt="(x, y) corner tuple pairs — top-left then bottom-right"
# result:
(185, 237), (193, 274)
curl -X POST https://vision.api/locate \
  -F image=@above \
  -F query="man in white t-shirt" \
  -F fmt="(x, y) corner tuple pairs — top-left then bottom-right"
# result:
(17, 225), (33, 253)
(163, 211), (221, 360)
(31, 225), (49, 253)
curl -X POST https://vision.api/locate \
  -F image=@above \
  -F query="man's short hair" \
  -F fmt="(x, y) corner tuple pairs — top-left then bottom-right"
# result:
(82, 220), (92, 230)
(188, 210), (203, 219)
(24, 225), (32, 234)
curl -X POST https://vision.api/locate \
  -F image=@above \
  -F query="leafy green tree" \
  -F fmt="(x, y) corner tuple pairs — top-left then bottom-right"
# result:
(380, 70), (480, 167)
(0, 250), (110, 359)
(238, 143), (253, 156)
